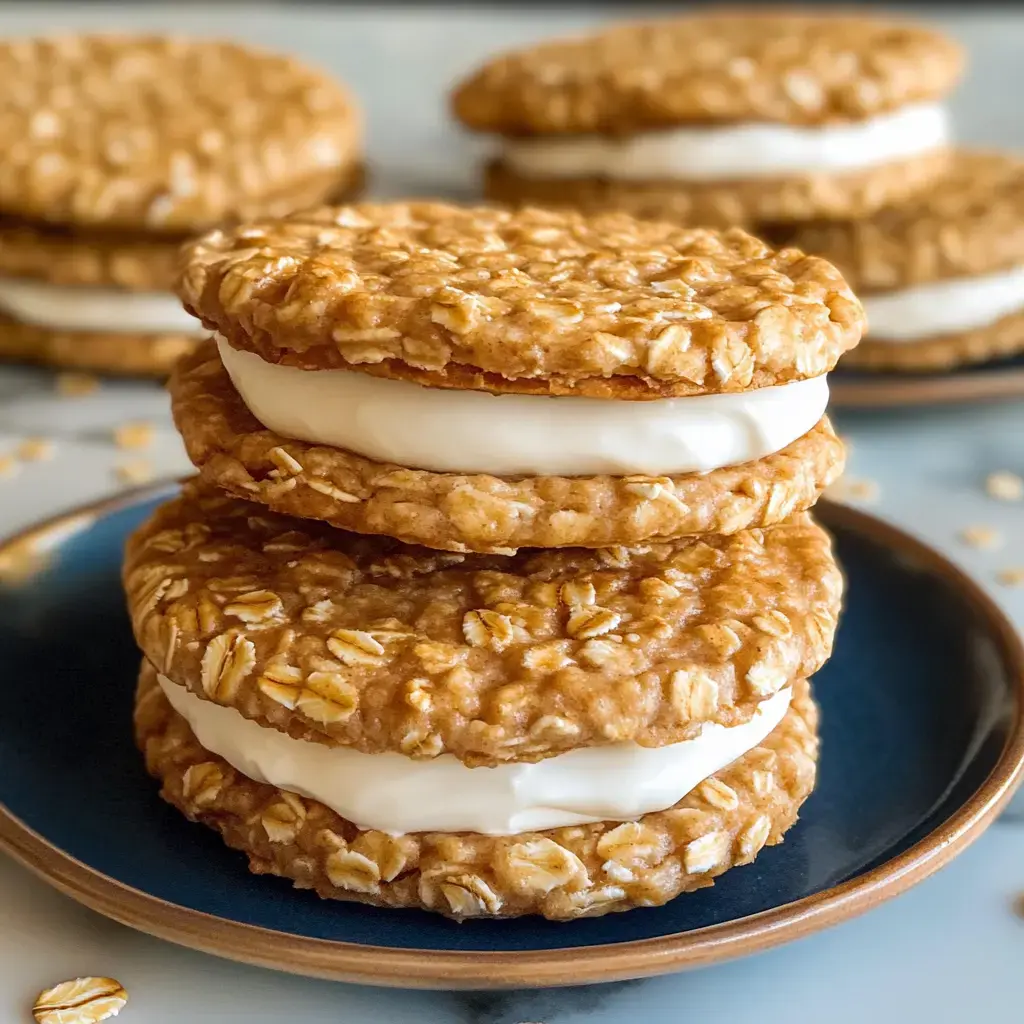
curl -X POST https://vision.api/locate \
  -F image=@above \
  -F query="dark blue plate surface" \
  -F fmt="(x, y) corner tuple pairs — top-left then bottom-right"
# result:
(0, 487), (1021, 988)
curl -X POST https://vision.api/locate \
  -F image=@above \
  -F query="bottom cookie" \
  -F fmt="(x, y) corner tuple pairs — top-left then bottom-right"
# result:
(0, 314), (202, 377)
(135, 661), (819, 921)
(841, 308), (1024, 372)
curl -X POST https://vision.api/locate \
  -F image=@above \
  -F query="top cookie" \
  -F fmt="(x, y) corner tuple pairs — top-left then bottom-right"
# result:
(0, 35), (359, 232)
(777, 150), (1024, 292)
(451, 12), (963, 135)
(178, 202), (863, 396)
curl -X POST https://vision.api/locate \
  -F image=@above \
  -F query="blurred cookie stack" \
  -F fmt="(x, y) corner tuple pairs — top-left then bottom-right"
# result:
(0, 35), (361, 377)
(124, 200), (858, 921)
(454, 10), (1024, 375)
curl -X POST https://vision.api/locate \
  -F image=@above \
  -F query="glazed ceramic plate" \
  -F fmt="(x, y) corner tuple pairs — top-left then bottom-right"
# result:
(830, 353), (1024, 408)
(1, 486), (1023, 990)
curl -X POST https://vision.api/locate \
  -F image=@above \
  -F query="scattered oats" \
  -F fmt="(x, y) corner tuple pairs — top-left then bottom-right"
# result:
(16, 437), (55, 461)
(996, 568), (1024, 587)
(1012, 892), (1024, 919)
(826, 476), (879, 504)
(33, 977), (127, 1024)
(0, 454), (19, 480)
(960, 525), (1003, 550)
(55, 372), (99, 397)
(115, 459), (155, 486)
(986, 471), (1024, 502)
(113, 420), (155, 450)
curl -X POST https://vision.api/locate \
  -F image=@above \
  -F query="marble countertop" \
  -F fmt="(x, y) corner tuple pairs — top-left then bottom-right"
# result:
(1, 4), (1023, 1022)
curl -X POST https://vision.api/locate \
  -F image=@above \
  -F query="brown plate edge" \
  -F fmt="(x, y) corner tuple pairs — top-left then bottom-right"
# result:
(829, 364), (1024, 408)
(0, 486), (1022, 990)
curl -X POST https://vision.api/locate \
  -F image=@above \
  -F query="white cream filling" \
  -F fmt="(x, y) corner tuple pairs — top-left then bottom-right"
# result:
(500, 103), (948, 182)
(0, 277), (206, 335)
(863, 265), (1024, 343)
(217, 337), (827, 476)
(158, 674), (792, 835)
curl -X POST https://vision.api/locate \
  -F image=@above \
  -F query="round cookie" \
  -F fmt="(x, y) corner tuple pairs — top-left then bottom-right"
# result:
(123, 481), (842, 765)
(453, 12), (962, 226)
(0, 35), (360, 233)
(484, 150), (952, 230)
(170, 340), (846, 553)
(136, 659), (819, 921)
(777, 151), (1024, 371)
(177, 203), (862, 394)
(0, 315), (199, 377)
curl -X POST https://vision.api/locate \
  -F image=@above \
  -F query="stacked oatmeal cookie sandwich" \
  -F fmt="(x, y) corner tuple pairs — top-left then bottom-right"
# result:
(452, 9), (962, 230)
(124, 202), (861, 921)
(0, 35), (360, 376)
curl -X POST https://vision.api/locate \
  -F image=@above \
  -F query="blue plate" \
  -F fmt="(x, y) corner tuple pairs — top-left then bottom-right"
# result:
(0, 486), (1022, 989)
(830, 352), (1024, 408)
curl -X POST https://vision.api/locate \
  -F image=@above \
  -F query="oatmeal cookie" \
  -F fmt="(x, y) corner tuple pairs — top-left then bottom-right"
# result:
(0, 314), (200, 376)
(451, 12), (962, 134)
(177, 202), (863, 395)
(136, 661), (819, 920)
(170, 342), (845, 552)
(0, 35), (360, 232)
(483, 150), (951, 230)
(123, 481), (841, 765)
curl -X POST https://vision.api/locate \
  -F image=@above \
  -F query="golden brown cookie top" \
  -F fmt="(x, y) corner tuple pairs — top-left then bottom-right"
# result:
(178, 202), (863, 393)
(451, 12), (963, 135)
(124, 482), (842, 766)
(777, 151), (1024, 292)
(0, 35), (359, 232)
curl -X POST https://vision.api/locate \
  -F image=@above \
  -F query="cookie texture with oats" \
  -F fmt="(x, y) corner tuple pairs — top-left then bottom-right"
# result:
(451, 12), (962, 134)
(0, 160), (365, 290)
(136, 662), (819, 920)
(169, 342), (845, 553)
(123, 481), (841, 765)
(484, 149), (952, 230)
(0, 35), (359, 231)
(776, 151), (1024, 292)
(841, 310), (1024, 372)
(176, 202), (863, 395)
(0, 314), (200, 376)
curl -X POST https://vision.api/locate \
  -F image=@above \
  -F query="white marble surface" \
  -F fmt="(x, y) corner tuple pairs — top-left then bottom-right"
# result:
(1, 4), (1024, 1022)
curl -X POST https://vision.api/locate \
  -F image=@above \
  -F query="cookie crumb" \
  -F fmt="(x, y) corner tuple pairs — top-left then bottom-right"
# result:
(16, 437), (55, 462)
(114, 420), (155, 450)
(32, 976), (127, 1024)
(826, 476), (879, 504)
(0, 454), (20, 480)
(115, 459), (155, 486)
(55, 372), (99, 397)
(960, 525), (1003, 549)
(996, 568), (1024, 587)
(985, 471), (1024, 502)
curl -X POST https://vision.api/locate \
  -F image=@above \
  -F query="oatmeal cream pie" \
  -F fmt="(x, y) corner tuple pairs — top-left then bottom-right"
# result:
(125, 483), (835, 919)
(0, 35), (361, 375)
(777, 151), (1024, 372)
(452, 11), (962, 227)
(172, 202), (860, 553)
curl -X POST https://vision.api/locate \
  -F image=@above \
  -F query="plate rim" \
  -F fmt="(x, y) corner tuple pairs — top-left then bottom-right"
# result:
(1, 485), (1023, 990)
(829, 362), (1024, 408)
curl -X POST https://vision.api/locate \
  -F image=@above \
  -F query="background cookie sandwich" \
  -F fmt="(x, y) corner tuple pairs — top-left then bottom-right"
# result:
(172, 201), (861, 553)
(0, 35), (361, 376)
(452, 10), (962, 228)
(779, 151), (1024, 372)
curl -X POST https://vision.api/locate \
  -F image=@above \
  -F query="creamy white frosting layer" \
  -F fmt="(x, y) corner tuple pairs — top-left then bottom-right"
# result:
(500, 103), (948, 182)
(217, 337), (827, 476)
(863, 265), (1024, 342)
(0, 277), (206, 335)
(159, 674), (792, 835)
